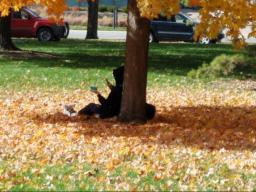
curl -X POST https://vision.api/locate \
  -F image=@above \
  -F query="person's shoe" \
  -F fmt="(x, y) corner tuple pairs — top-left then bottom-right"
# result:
(63, 104), (77, 117)
(94, 114), (100, 118)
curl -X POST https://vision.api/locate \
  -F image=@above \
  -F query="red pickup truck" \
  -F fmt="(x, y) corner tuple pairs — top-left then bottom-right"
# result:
(11, 7), (69, 41)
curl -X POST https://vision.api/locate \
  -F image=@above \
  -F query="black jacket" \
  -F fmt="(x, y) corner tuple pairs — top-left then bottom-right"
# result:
(79, 66), (155, 119)
(97, 86), (122, 118)
(97, 66), (124, 118)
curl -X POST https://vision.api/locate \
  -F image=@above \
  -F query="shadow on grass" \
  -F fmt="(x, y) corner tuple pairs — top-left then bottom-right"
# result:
(3, 39), (249, 76)
(31, 105), (256, 151)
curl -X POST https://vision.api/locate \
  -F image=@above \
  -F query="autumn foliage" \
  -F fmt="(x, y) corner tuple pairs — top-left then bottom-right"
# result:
(2, 84), (256, 190)
(136, 0), (180, 19)
(135, 0), (256, 49)
(195, 0), (256, 48)
(0, 0), (67, 19)
(188, 0), (200, 7)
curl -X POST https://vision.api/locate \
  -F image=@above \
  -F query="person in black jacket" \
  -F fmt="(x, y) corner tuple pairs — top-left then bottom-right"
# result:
(78, 66), (123, 118)
(78, 66), (156, 119)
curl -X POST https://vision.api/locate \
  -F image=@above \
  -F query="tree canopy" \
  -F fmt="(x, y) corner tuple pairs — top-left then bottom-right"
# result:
(137, 0), (180, 19)
(195, 0), (256, 48)
(0, 0), (67, 19)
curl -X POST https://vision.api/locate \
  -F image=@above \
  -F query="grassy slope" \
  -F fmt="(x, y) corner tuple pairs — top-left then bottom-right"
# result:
(0, 39), (249, 91)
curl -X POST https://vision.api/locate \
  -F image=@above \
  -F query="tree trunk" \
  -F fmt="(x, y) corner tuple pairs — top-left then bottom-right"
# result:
(118, 0), (150, 123)
(0, 13), (18, 50)
(86, 0), (99, 39)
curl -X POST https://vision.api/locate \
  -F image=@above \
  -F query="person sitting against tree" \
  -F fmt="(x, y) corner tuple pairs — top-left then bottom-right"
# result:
(78, 66), (156, 120)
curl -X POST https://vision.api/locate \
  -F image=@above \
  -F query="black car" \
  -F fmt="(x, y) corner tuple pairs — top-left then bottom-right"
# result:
(150, 12), (224, 44)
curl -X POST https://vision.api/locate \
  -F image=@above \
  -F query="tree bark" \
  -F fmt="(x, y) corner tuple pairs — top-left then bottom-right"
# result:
(86, 0), (99, 39)
(118, 0), (150, 123)
(0, 13), (18, 50)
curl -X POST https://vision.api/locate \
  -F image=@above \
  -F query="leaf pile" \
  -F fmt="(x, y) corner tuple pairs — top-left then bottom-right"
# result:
(1, 82), (256, 190)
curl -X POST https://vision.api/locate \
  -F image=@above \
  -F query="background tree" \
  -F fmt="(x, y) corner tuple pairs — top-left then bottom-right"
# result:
(86, 0), (99, 39)
(119, 0), (180, 122)
(118, 0), (150, 122)
(0, 13), (17, 50)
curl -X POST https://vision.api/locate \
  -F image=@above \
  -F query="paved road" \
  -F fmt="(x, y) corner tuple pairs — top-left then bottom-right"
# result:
(68, 29), (256, 43)
(222, 26), (256, 44)
(68, 30), (126, 40)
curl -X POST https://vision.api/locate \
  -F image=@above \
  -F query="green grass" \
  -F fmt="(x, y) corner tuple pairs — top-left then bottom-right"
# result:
(2, 161), (164, 190)
(0, 39), (252, 91)
(3, 159), (256, 191)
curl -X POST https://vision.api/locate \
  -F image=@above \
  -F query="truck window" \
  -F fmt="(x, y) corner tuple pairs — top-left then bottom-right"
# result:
(153, 15), (167, 21)
(13, 10), (29, 20)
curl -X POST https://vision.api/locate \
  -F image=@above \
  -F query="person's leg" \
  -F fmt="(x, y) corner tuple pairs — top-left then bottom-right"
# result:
(78, 103), (101, 116)
(146, 103), (156, 120)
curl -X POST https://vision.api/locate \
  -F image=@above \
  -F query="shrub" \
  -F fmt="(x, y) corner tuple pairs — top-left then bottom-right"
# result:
(99, 6), (113, 12)
(246, 45), (256, 57)
(119, 6), (128, 13)
(118, 20), (127, 27)
(187, 54), (251, 78)
(98, 16), (113, 26)
(64, 14), (87, 25)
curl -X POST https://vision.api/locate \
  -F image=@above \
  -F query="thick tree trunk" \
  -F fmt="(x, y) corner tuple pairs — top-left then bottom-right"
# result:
(86, 0), (99, 39)
(0, 13), (18, 50)
(118, 0), (150, 122)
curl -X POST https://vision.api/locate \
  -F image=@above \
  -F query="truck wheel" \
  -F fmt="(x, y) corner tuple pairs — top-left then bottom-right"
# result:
(210, 39), (217, 44)
(53, 36), (61, 41)
(199, 37), (210, 45)
(63, 22), (69, 38)
(149, 32), (158, 43)
(37, 28), (53, 42)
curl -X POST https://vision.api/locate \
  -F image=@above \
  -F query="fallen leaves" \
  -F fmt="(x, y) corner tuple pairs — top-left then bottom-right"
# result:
(1, 81), (256, 190)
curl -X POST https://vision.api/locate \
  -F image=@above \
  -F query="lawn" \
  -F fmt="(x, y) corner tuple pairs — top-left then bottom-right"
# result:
(0, 39), (252, 90)
(1, 39), (256, 190)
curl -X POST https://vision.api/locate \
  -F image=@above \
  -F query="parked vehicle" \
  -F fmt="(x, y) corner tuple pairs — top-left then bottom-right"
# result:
(11, 7), (69, 42)
(150, 12), (224, 44)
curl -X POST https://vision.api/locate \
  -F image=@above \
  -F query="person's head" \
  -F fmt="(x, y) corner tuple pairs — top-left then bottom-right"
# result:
(113, 66), (124, 86)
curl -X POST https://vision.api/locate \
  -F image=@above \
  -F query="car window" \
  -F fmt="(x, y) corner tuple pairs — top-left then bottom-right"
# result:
(175, 14), (186, 24)
(13, 11), (21, 19)
(25, 8), (40, 18)
(153, 15), (167, 21)
(168, 16), (176, 22)
(153, 13), (189, 23)
(166, 15), (176, 22)
(13, 10), (29, 20)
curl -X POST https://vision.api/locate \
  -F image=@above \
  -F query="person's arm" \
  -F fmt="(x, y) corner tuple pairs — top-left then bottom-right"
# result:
(97, 93), (107, 105)
(105, 79), (114, 90)
(91, 89), (106, 105)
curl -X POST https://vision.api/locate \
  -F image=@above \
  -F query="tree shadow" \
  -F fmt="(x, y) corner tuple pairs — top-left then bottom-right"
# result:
(6, 39), (251, 77)
(0, 50), (59, 59)
(30, 105), (256, 151)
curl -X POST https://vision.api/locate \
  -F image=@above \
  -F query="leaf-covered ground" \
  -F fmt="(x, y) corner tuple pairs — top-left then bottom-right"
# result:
(1, 39), (256, 190)
(1, 80), (256, 190)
